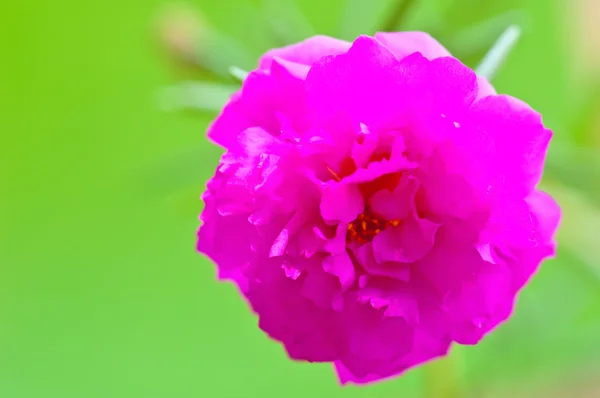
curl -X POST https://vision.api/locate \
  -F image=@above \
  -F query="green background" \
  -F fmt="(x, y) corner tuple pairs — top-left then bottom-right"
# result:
(2, 0), (600, 397)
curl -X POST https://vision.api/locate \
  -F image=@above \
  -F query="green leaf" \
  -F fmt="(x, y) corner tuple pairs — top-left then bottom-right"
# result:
(259, 0), (315, 44)
(337, 0), (398, 40)
(200, 30), (257, 77)
(439, 0), (524, 32)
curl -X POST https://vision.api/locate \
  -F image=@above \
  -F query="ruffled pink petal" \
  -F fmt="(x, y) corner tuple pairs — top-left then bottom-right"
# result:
(368, 175), (419, 220)
(417, 238), (487, 294)
(469, 95), (552, 196)
(484, 191), (558, 290)
(322, 252), (356, 290)
(300, 260), (340, 309)
(476, 75), (497, 99)
(355, 279), (420, 324)
(424, 57), (478, 114)
(259, 35), (351, 70)
(374, 31), (451, 60)
(418, 149), (478, 219)
(320, 182), (363, 223)
(247, 269), (343, 362)
(306, 35), (410, 128)
(335, 302), (451, 384)
(526, 190), (561, 244)
(197, 209), (253, 283)
(336, 305), (414, 380)
(208, 65), (308, 150)
(372, 217), (439, 263)
(334, 362), (381, 385)
(350, 124), (379, 168)
(343, 139), (416, 185)
(352, 243), (412, 282)
(270, 56), (311, 80)
(443, 261), (514, 344)
(415, 236), (516, 345)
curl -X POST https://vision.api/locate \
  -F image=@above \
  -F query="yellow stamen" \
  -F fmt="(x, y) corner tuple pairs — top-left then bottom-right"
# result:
(325, 164), (342, 182)
(346, 212), (402, 244)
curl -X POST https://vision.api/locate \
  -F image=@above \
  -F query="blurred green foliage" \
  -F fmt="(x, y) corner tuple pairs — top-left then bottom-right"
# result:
(2, 0), (600, 397)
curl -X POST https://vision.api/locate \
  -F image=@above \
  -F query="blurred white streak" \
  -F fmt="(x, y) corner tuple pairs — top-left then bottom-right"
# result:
(475, 24), (522, 81)
(228, 66), (249, 82)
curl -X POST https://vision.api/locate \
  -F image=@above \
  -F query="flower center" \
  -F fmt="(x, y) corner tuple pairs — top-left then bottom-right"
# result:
(346, 211), (400, 244)
(325, 157), (404, 244)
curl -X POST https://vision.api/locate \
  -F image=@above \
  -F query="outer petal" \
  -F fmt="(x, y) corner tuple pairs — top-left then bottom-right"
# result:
(372, 217), (439, 264)
(352, 243), (412, 282)
(208, 61), (308, 150)
(470, 95), (552, 196)
(374, 31), (451, 60)
(306, 35), (408, 128)
(322, 252), (356, 290)
(336, 304), (414, 381)
(375, 31), (494, 100)
(335, 300), (451, 384)
(526, 189), (560, 245)
(307, 36), (479, 130)
(416, 234), (515, 345)
(417, 146), (478, 220)
(320, 182), (364, 223)
(334, 332), (450, 385)
(300, 256), (341, 309)
(417, 236), (489, 296)
(259, 35), (351, 70)
(368, 175), (419, 221)
(246, 267), (344, 362)
(476, 75), (497, 99)
(443, 261), (514, 344)
(485, 191), (559, 290)
(197, 205), (253, 284)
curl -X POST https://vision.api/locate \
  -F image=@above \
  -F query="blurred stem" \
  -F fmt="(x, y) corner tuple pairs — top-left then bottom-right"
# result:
(158, 81), (238, 113)
(380, 0), (418, 32)
(423, 354), (463, 398)
(157, 3), (255, 77)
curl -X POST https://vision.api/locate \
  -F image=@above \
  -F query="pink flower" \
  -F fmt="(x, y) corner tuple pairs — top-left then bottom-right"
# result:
(197, 32), (560, 384)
